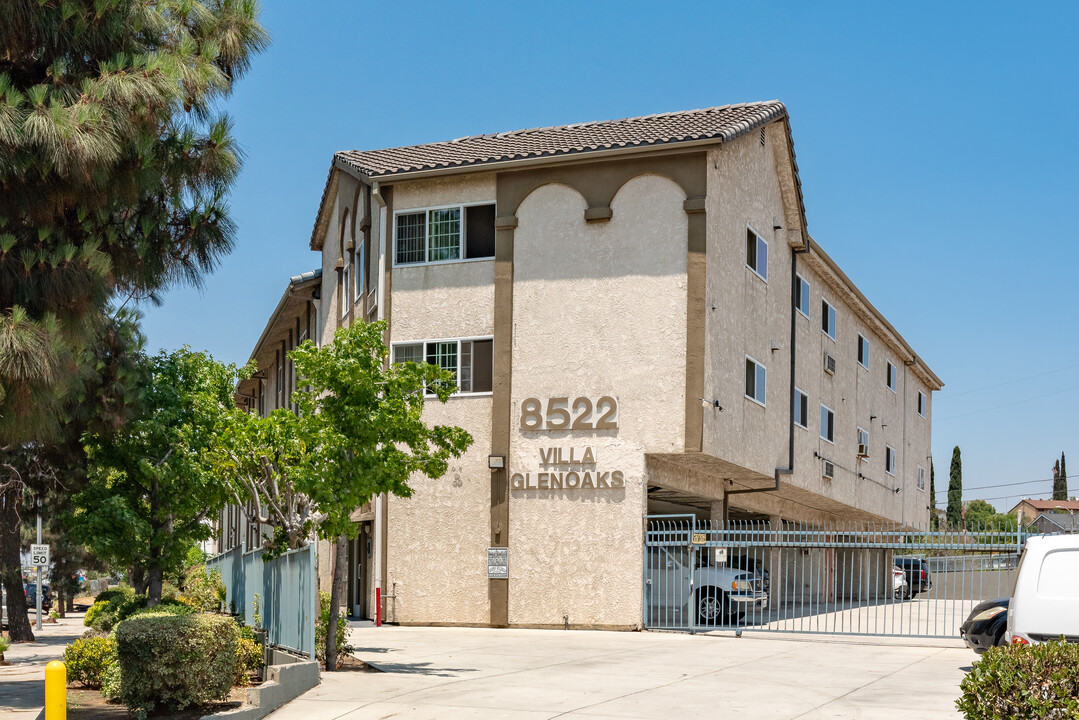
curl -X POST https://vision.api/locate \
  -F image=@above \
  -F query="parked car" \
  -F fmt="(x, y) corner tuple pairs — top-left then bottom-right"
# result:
(647, 546), (768, 625)
(960, 597), (1009, 653)
(894, 557), (932, 596)
(892, 565), (909, 600)
(24, 582), (52, 613)
(729, 554), (771, 593)
(1008, 535), (1079, 645)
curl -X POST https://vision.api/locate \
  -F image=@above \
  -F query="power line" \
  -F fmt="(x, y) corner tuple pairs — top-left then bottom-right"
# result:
(942, 361), (1079, 399)
(935, 384), (1079, 421)
(932, 473), (1079, 495)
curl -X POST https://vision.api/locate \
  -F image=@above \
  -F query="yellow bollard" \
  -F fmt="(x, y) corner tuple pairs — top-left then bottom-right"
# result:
(45, 660), (66, 720)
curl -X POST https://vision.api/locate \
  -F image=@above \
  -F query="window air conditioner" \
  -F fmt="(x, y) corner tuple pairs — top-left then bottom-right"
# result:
(857, 444), (869, 458)
(823, 461), (835, 480)
(824, 352), (836, 375)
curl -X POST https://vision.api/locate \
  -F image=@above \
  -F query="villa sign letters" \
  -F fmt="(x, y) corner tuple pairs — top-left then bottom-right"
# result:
(512, 394), (624, 492)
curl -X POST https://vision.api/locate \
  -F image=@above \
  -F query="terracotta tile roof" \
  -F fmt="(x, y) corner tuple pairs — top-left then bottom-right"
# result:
(335, 101), (787, 178)
(1020, 499), (1079, 511)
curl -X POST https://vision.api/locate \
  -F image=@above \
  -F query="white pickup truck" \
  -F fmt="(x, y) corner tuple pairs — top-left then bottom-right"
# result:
(646, 545), (768, 626)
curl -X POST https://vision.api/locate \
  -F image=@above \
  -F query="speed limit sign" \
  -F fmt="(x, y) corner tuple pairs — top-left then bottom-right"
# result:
(31, 544), (50, 566)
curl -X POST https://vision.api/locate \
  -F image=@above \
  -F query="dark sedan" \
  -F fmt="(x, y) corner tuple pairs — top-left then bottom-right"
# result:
(895, 557), (932, 596)
(960, 597), (1009, 654)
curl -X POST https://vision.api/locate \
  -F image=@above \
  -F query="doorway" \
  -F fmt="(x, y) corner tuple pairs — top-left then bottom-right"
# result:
(347, 521), (373, 620)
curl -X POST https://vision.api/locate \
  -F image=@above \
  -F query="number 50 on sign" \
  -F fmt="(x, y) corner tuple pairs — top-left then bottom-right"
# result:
(31, 544), (50, 566)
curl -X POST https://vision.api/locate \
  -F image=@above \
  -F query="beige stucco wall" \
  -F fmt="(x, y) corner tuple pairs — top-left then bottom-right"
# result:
(508, 175), (688, 627)
(704, 128), (933, 526)
(381, 174), (497, 625)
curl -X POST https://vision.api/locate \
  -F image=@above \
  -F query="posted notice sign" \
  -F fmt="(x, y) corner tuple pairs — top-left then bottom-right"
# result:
(31, 544), (50, 566)
(487, 547), (508, 579)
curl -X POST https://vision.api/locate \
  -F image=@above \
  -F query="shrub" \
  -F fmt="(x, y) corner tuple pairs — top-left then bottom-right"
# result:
(64, 636), (116, 689)
(957, 639), (1079, 718)
(314, 591), (352, 664)
(86, 590), (151, 632)
(179, 567), (225, 612)
(94, 588), (129, 604)
(234, 636), (263, 685)
(114, 612), (239, 718)
(127, 599), (195, 619)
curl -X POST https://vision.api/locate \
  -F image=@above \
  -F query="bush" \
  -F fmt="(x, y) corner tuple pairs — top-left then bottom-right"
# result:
(114, 612), (239, 718)
(234, 636), (263, 685)
(85, 589), (150, 632)
(178, 567), (225, 612)
(64, 636), (116, 689)
(314, 591), (352, 664)
(94, 588), (129, 604)
(957, 640), (1079, 718)
(127, 599), (195, 619)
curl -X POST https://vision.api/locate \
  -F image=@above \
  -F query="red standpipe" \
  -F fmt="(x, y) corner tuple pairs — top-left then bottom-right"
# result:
(375, 587), (381, 627)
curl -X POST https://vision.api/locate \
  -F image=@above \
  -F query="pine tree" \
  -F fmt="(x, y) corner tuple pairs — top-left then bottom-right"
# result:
(1053, 452), (1068, 501)
(947, 446), (963, 529)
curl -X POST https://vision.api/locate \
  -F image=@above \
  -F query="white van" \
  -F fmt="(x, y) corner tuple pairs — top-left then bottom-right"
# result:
(1007, 535), (1079, 645)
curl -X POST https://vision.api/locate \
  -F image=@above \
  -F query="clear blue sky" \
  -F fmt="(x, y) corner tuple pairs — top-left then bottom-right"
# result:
(140, 1), (1079, 513)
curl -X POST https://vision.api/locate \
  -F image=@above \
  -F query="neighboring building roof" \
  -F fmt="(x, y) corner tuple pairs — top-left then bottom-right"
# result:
(1031, 513), (1079, 532)
(335, 101), (787, 178)
(1012, 499), (1079, 514)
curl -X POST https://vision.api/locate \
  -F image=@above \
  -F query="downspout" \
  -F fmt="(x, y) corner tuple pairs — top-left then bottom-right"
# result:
(370, 181), (388, 623)
(724, 234), (811, 526)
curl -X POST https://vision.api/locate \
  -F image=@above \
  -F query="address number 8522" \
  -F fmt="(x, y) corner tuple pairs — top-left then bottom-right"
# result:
(520, 396), (618, 431)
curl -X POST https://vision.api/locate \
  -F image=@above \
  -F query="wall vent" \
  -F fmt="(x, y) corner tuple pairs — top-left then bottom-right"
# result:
(824, 352), (836, 375)
(823, 461), (835, 480)
(760, 127), (766, 147)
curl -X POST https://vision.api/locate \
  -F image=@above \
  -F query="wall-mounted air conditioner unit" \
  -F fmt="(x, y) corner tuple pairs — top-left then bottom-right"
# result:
(857, 444), (869, 458)
(823, 460), (835, 480)
(824, 352), (836, 375)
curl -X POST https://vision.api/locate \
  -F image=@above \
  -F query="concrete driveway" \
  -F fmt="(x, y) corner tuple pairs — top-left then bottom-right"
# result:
(269, 625), (972, 720)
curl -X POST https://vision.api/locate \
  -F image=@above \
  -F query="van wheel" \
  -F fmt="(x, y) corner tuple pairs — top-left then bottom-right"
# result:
(697, 589), (729, 626)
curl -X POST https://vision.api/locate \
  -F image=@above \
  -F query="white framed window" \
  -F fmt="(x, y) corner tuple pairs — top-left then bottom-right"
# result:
(341, 259), (351, 319)
(354, 242), (365, 302)
(822, 299), (836, 340)
(820, 404), (834, 443)
(391, 337), (494, 394)
(857, 427), (869, 454)
(857, 334), (870, 369)
(885, 445), (896, 475)
(745, 355), (766, 406)
(394, 203), (496, 266)
(917, 465), (926, 491)
(886, 361), (897, 392)
(917, 391), (926, 417)
(794, 388), (809, 429)
(746, 226), (768, 281)
(795, 274), (810, 318)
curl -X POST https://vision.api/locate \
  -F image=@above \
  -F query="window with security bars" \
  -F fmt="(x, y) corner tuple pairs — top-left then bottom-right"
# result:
(394, 204), (495, 265)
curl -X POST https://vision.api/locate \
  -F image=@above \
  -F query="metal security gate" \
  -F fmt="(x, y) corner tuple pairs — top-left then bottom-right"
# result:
(644, 515), (1050, 638)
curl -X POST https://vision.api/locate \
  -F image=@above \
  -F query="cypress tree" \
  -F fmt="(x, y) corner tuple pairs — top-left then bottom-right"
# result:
(929, 460), (937, 530)
(947, 446), (963, 529)
(1056, 452), (1068, 501)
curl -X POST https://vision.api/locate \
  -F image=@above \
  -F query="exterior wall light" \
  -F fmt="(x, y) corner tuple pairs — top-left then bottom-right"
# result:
(488, 455), (505, 470)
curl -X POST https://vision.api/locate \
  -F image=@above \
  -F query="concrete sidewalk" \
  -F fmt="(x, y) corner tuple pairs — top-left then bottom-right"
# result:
(0, 613), (86, 720)
(267, 625), (972, 720)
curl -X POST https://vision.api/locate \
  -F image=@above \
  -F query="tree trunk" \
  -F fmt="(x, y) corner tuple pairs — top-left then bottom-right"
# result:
(56, 585), (65, 618)
(0, 486), (34, 642)
(325, 535), (347, 671)
(147, 547), (162, 607)
(131, 564), (147, 595)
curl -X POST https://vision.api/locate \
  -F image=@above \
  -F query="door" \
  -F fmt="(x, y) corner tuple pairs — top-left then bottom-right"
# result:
(349, 522), (372, 619)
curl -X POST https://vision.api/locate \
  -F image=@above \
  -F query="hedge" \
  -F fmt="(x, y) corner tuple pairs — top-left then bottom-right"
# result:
(957, 639), (1079, 718)
(114, 612), (239, 718)
(64, 636), (116, 689)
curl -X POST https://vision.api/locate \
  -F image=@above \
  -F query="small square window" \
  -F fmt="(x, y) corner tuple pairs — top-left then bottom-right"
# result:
(886, 361), (897, 392)
(795, 275), (810, 318)
(745, 356), (766, 405)
(822, 299), (836, 340)
(857, 334), (869, 369)
(885, 445), (896, 476)
(746, 227), (768, 281)
(794, 388), (809, 428)
(820, 404), (834, 443)
(917, 392), (926, 417)
(917, 465), (926, 491)
(392, 343), (423, 365)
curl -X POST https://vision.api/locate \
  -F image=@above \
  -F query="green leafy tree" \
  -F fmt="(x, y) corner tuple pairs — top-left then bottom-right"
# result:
(964, 499), (996, 529)
(215, 320), (473, 669)
(947, 446), (963, 529)
(1055, 452), (1068, 501)
(76, 348), (243, 605)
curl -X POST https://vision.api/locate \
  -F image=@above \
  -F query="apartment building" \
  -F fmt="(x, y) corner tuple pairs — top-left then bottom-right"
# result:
(296, 100), (941, 629)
